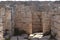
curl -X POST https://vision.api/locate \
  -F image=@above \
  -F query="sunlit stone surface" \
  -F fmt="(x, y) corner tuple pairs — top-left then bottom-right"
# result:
(29, 33), (43, 39)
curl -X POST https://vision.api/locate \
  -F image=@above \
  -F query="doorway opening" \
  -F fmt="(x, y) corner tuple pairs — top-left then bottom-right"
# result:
(32, 13), (43, 33)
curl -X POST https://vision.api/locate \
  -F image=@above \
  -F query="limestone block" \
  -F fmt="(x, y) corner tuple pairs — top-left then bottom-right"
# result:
(42, 12), (51, 33)
(54, 22), (60, 30)
(53, 15), (60, 23)
(51, 15), (60, 40)
(0, 23), (3, 26)
(0, 18), (2, 23)
(0, 27), (3, 31)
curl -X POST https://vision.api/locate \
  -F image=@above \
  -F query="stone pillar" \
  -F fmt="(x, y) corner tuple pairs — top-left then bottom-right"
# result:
(42, 12), (51, 34)
(27, 23), (32, 34)
(11, 7), (15, 36)
(3, 6), (12, 37)
(0, 7), (5, 40)
(5, 8), (12, 36)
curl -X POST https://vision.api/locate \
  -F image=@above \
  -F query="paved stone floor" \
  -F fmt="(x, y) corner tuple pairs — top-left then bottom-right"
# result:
(10, 35), (51, 40)
(10, 33), (55, 40)
(10, 36), (28, 40)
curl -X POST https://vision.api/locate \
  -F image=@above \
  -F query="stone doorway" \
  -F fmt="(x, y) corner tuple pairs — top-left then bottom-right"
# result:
(32, 12), (43, 33)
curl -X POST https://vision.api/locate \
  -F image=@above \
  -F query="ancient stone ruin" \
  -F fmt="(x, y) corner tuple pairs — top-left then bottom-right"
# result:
(0, 1), (60, 40)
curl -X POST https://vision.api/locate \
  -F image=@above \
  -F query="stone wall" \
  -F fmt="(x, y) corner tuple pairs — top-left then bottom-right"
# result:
(50, 3), (60, 40)
(42, 12), (51, 34)
(0, 2), (51, 35)
(51, 14), (60, 40)
(32, 11), (42, 33)
(15, 4), (43, 34)
(3, 7), (13, 36)
(0, 7), (5, 40)
(1, 2), (52, 35)
(15, 4), (32, 34)
(1, 1), (60, 40)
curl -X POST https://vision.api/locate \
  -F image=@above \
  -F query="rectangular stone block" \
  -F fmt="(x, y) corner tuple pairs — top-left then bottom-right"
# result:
(0, 18), (2, 23)
(53, 15), (60, 23)
(54, 22), (60, 30)
(0, 23), (3, 26)
(0, 27), (3, 31)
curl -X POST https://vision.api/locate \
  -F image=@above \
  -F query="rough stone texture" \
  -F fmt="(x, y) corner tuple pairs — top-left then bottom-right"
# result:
(15, 4), (32, 34)
(42, 12), (51, 34)
(51, 15), (60, 40)
(0, 7), (5, 40)
(0, 1), (60, 40)
(10, 36), (28, 40)
(0, 2), (52, 35)
(3, 7), (12, 36)
(32, 11), (42, 33)
(15, 4), (42, 34)
(1, 2), (53, 35)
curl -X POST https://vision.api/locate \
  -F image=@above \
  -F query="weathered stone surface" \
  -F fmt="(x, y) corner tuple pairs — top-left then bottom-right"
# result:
(14, 4), (43, 34)
(0, 7), (5, 40)
(0, 1), (60, 40)
(51, 14), (60, 40)
(42, 12), (51, 34)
